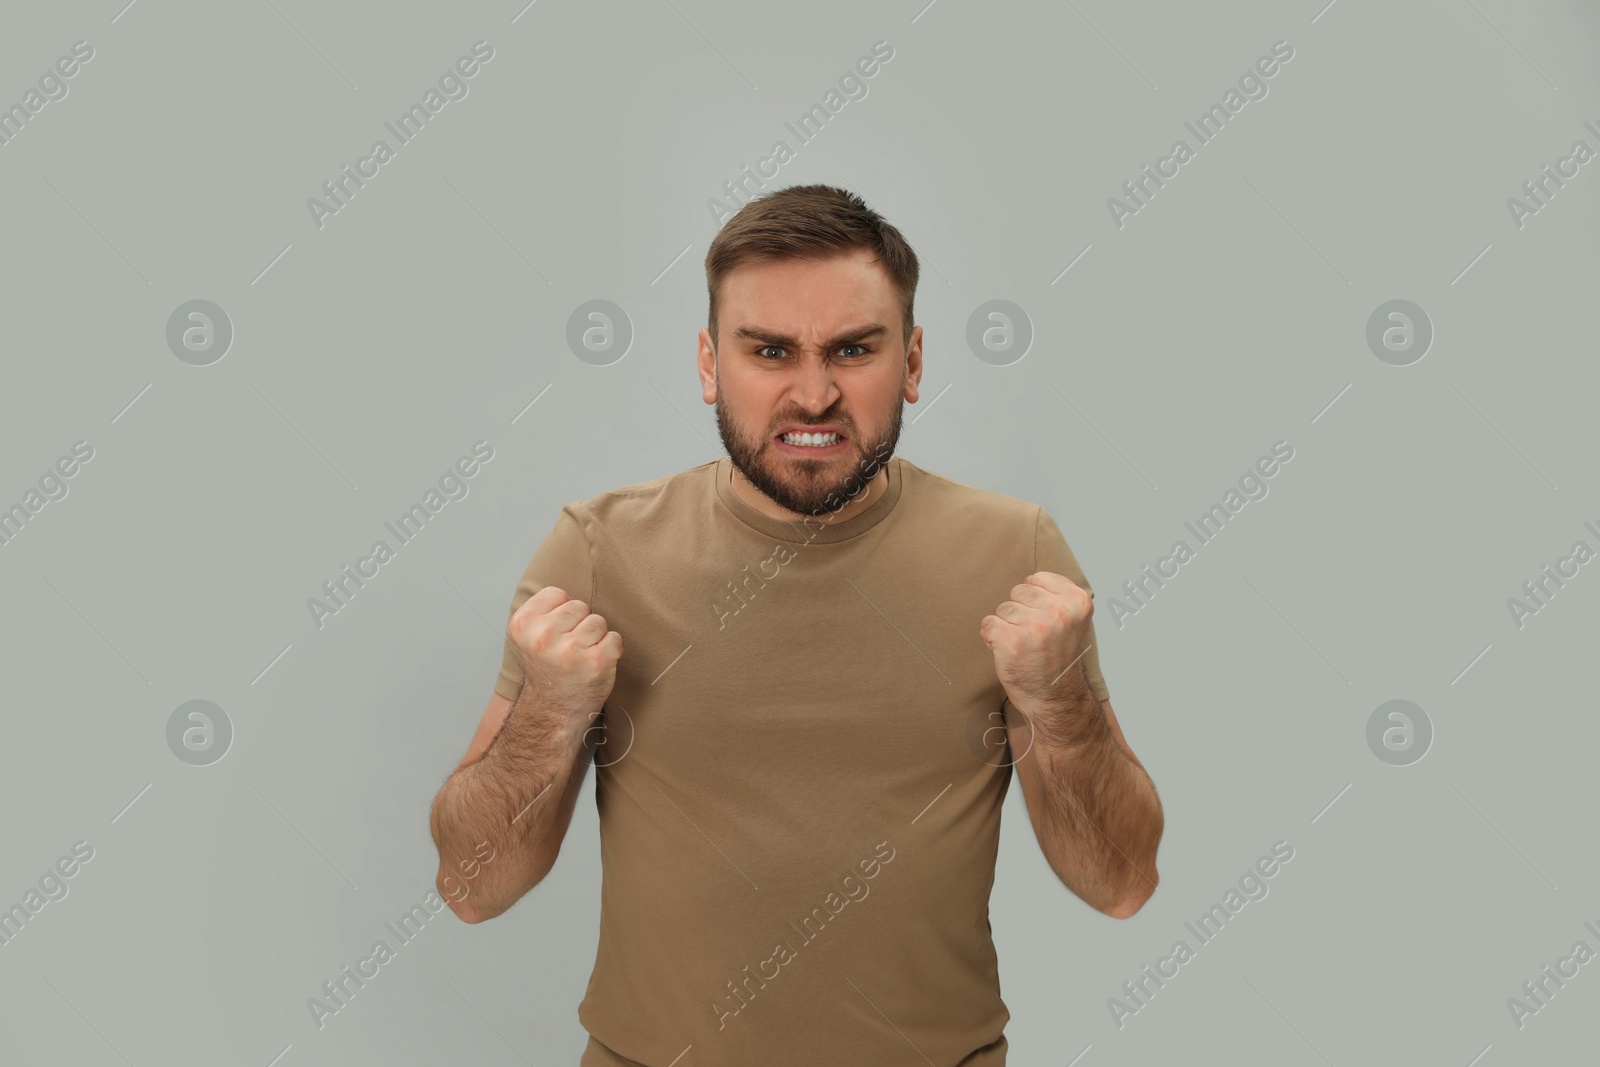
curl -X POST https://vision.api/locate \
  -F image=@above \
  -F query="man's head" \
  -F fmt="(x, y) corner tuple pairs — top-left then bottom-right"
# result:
(698, 184), (923, 518)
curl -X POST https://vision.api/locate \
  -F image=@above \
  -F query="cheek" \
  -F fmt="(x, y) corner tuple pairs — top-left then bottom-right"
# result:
(850, 373), (903, 427)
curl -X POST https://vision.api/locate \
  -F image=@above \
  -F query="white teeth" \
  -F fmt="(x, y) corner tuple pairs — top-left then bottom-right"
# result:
(781, 432), (840, 446)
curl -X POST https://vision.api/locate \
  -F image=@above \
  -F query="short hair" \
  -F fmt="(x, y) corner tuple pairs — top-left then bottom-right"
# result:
(704, 184), (919, 352)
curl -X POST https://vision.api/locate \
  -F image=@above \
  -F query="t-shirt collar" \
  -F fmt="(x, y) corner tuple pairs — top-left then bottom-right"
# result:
(713, 454), (902, 544)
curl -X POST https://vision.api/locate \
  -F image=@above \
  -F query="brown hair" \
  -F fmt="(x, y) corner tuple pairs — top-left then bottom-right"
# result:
(704, 184), (920, 353)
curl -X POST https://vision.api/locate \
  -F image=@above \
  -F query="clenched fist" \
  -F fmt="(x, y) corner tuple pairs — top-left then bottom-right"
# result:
(979, 571), (1096, 741)
(507, 585), (623, 722)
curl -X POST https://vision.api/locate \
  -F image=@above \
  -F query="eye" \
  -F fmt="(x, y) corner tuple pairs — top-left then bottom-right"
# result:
(757, 346), (786, 361)
(838, 344), (868, 359)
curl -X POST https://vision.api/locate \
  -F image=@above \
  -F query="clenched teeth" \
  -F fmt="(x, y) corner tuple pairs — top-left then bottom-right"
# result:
(780, 432), (841, 446)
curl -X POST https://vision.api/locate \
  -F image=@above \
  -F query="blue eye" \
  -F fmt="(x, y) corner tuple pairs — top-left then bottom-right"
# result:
(755, 344), (869, 360)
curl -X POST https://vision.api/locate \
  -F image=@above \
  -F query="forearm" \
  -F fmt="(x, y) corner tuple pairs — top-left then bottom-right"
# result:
(1026, 677), (1163, 915)
(430, 684), (592, 922)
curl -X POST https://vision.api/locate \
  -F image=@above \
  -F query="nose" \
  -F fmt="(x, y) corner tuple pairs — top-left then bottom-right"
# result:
(787, 353), (841, 414)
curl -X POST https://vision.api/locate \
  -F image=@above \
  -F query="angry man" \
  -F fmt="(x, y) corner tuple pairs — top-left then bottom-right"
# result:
(429, 183), (1164, 1067)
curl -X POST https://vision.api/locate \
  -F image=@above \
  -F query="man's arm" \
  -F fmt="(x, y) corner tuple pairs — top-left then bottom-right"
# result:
(1004, 670), (1163, 918)
(430, 684), (596, 923)
(429, 585), (620, 924)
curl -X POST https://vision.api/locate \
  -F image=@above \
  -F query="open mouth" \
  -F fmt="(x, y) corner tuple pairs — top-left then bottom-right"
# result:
(773, 430), (848, 454)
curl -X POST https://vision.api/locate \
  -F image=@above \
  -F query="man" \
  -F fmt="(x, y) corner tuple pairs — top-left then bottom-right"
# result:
(429, 184), (1163, 1066)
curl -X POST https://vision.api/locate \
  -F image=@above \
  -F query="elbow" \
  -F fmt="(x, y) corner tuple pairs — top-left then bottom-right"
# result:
(1104, 804), (1164, 919)
(436, 849), (556, 926)
(1102, 897), (1144, 920)
(455, 901), (508, 925)
(1102, 868), (1159, 920)
(440, 879), (505, 925)
(448, 898), (485, 924)
(437, 871), (488, 924)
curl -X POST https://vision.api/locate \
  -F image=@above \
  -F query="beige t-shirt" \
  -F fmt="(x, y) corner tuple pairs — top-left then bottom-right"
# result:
(494, 454), (1110, 1067)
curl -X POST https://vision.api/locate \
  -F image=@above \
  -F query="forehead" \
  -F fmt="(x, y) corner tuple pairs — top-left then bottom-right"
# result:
(719, 249), (896, 324)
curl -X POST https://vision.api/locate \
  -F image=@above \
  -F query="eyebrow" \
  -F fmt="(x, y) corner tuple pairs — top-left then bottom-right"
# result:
(732, 323), (890, 349)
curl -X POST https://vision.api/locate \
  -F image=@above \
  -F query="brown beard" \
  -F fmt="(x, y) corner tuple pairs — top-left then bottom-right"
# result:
(715, 367), (903, 518)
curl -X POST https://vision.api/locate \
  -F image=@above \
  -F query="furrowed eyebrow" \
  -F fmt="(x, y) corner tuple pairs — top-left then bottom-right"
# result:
(733, 324), (889, 349)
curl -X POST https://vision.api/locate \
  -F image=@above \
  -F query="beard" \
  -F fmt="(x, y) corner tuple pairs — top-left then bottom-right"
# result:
(715, 369), (904, 518)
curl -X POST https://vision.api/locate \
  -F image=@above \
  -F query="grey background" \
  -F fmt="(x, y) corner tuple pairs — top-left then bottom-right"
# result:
(1, 0), (1596, 1064)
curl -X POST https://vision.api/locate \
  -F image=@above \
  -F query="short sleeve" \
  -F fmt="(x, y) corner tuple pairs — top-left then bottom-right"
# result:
(492, 504), (594, 702)
(1034, 507), (1110, 702)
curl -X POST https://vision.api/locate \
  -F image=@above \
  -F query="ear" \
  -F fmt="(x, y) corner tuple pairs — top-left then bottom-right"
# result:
(697, 328), (718, 404)
(903, 324), (923, 404)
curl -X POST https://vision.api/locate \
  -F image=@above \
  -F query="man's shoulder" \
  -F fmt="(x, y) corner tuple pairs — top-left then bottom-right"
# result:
(896, 456), (1042, 528)
(565, 458), (719, 524)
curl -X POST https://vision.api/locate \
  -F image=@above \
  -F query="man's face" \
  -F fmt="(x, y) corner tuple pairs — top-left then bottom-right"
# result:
(697, 249), (923, 517)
